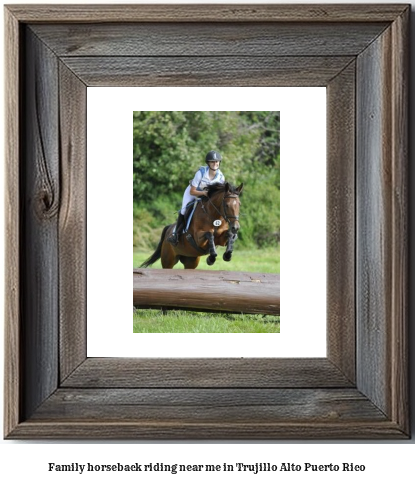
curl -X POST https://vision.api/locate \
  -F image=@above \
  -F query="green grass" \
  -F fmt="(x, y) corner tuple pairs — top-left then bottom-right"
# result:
(133, 309), (280, 333)
(133, 246), (280, 273)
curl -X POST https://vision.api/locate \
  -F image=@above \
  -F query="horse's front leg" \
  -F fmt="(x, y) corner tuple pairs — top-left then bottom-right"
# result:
(205, 232), (217, 266)
(223, 232), (238, 262)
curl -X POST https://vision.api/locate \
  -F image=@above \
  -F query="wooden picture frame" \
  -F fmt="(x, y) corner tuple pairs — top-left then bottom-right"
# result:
(4, 4), (409, 439)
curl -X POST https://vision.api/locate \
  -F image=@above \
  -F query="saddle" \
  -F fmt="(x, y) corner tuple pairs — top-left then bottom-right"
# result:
(183, 199), (199, 232)
(181, 199), (209, 255)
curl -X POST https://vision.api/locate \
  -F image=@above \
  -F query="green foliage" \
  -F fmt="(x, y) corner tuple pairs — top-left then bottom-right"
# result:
(132, 205), (164, 250)
(133, 111), (280, 249)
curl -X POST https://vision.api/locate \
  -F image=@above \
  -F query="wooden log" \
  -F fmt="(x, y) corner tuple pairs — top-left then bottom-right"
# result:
(133, 269), (280, 315)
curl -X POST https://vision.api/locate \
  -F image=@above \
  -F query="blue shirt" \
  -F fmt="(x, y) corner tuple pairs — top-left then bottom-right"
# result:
(190, 166), (225, 190)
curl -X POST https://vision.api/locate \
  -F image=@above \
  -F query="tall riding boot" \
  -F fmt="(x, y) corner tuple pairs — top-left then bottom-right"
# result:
(167, 213), (185, 246)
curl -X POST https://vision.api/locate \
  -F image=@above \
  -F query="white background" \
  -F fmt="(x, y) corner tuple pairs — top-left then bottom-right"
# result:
(1, 0), (414, 486)
(87, 86), (327, 358)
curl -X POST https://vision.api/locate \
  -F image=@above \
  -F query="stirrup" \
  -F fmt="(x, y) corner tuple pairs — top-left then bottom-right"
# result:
(167, 233), (179, 246)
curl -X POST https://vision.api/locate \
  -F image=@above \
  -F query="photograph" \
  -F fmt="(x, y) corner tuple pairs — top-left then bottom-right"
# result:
(2, 0), (411, 449)
(133, 111), (280, 333)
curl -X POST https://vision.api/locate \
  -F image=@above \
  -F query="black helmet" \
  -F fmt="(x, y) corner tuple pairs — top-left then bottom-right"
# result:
(205, 150), (222, 162)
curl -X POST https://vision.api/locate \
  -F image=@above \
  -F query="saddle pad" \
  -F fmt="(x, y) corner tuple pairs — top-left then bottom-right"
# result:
(184, 199), (200, 232)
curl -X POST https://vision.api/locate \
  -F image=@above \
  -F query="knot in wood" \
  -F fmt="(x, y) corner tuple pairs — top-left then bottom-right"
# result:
(36, 187), (59, 219)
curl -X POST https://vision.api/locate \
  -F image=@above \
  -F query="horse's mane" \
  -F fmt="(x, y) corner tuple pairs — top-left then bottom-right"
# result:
(206, 181), (241, 197)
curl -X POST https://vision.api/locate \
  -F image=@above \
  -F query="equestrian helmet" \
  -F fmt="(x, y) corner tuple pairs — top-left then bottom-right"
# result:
(205, 150), (222, 162)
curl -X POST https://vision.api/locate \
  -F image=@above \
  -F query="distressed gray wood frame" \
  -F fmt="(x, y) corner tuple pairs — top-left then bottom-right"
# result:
(4, 4), (409, 439)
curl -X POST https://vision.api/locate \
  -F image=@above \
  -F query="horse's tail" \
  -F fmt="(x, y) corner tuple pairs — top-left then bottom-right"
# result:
(139, 225), (170, 268)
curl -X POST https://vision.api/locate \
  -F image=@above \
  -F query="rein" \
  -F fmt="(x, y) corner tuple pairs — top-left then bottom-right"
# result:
(206, 192), (240, 227)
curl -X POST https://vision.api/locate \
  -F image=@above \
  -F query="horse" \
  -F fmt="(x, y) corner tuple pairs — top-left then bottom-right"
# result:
(140, 182), (243, 269)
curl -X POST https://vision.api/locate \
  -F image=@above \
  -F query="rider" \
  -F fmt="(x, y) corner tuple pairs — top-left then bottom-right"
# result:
(167, 150), (225, 246)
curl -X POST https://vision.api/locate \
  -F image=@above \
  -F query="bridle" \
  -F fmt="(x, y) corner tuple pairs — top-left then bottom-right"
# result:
(205, 192), (240, 227)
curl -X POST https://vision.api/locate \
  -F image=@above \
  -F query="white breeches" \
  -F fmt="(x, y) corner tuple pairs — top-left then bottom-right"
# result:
(180, 185), (195, 215)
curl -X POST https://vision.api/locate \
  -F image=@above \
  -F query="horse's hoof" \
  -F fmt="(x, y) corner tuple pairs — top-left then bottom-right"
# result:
(223, 252), (232, 262)
(207, 256), (216, 266)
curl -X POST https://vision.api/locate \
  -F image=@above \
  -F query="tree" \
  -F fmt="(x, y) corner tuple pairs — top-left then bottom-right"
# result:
(133, 111), (280, 248)
(133, 111), (279, 203)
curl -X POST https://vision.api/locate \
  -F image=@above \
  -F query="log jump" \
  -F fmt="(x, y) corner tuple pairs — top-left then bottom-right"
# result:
(133, 268), (280, 315)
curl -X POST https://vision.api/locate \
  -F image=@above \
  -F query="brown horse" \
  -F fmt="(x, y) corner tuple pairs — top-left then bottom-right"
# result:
(140, 182), (243, 269)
